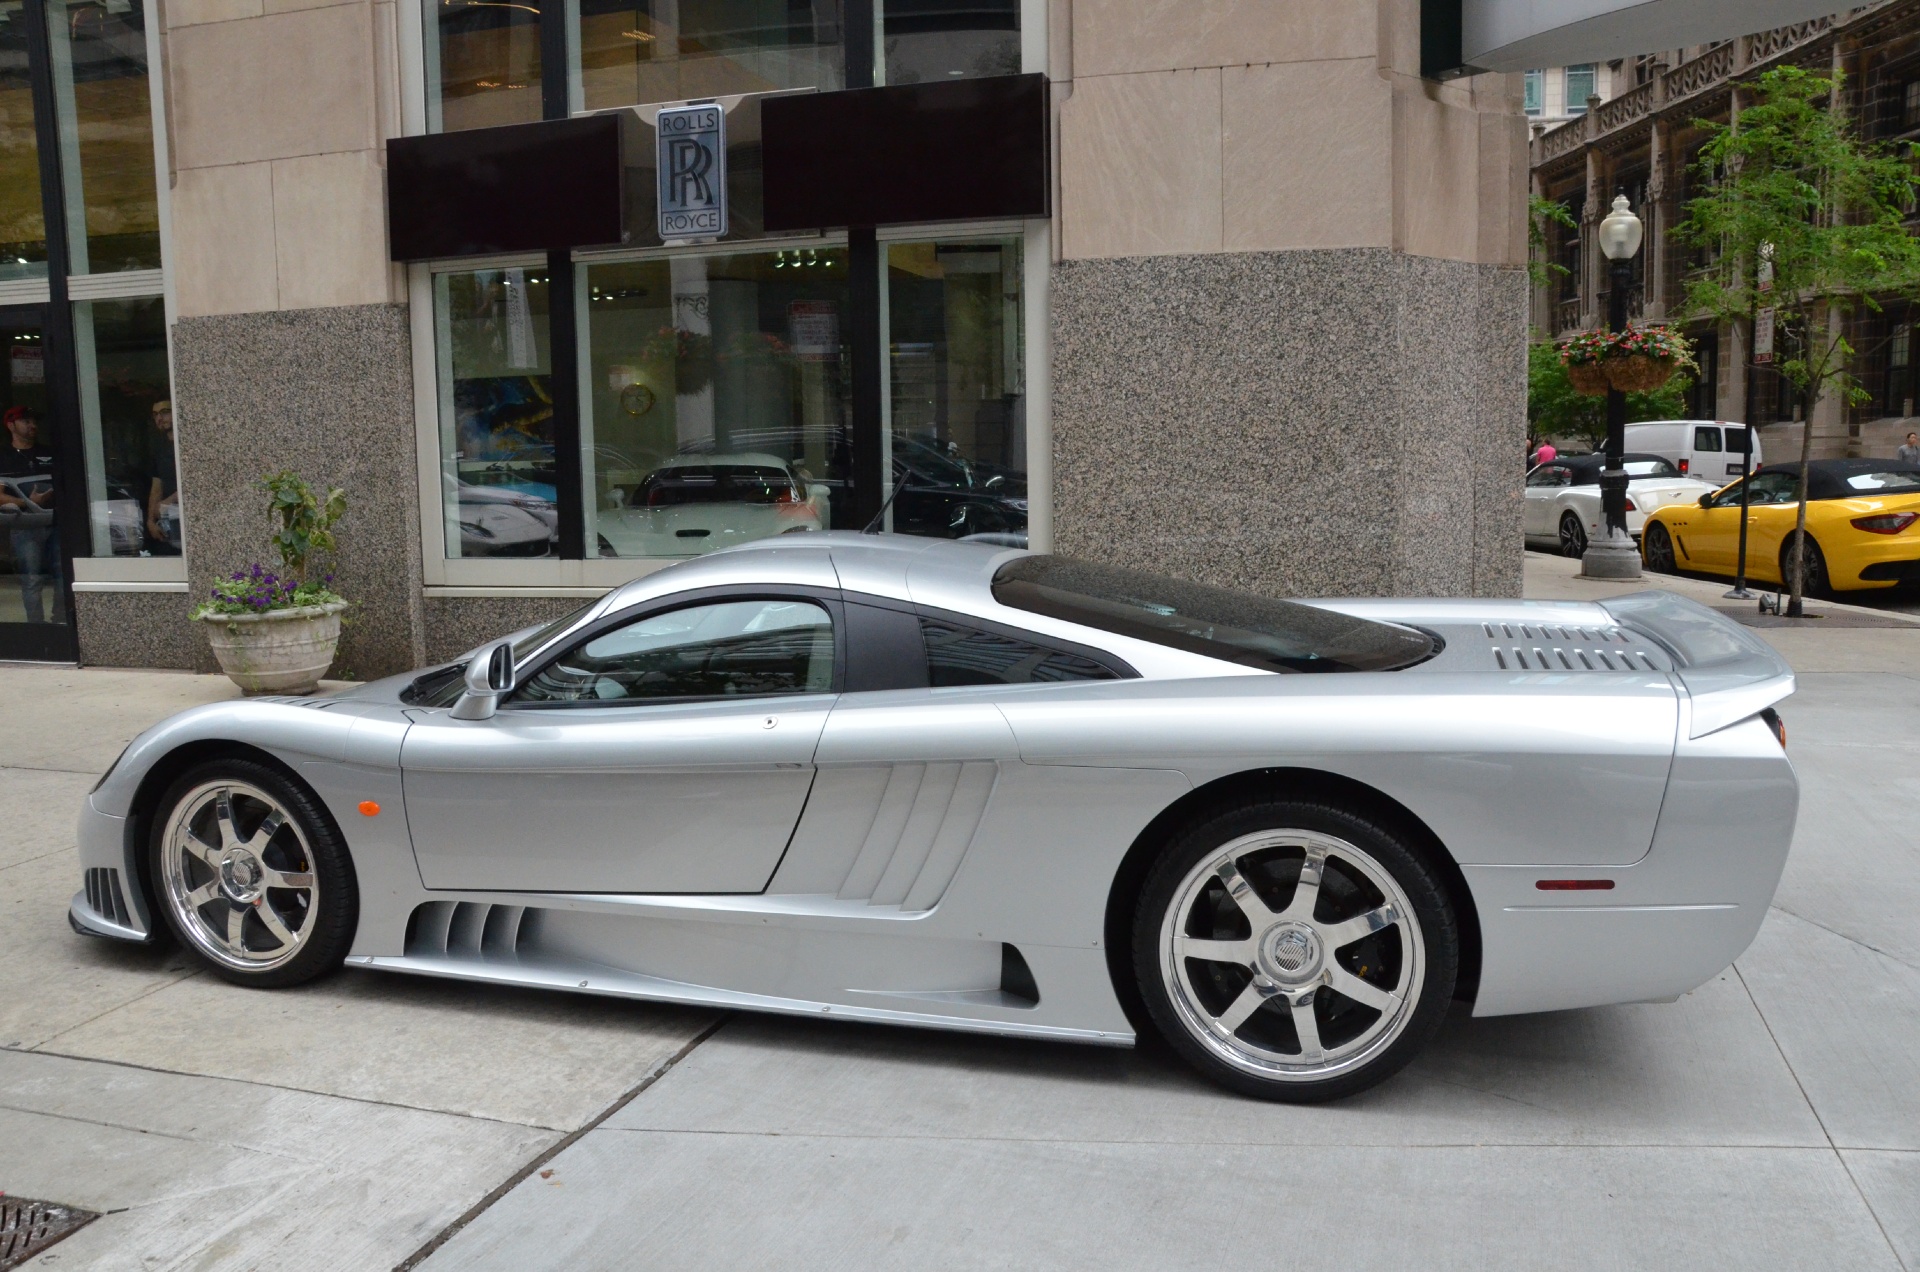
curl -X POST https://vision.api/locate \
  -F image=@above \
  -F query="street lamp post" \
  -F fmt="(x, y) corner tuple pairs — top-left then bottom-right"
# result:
(1581, 194), (1645, 580)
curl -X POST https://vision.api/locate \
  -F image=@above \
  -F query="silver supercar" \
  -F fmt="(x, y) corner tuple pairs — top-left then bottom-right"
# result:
(71, 534), (1798, 1101)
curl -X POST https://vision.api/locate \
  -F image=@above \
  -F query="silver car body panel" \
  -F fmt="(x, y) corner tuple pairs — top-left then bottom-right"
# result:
(72, 533), (1798, 1043)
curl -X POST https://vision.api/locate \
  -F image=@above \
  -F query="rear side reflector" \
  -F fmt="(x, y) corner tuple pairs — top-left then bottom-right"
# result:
(1851, 512), (1918, 534)
(1536, 879), (1615, 891)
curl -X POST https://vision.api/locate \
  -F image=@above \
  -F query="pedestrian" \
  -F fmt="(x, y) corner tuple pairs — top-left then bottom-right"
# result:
(1532, 439), (1558, 467)
(0, 406), (63, 624)
(1899, 431), (1920, 466)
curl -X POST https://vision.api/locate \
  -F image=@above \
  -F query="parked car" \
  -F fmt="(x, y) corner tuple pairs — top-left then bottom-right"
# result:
(2, 475), (147, 555)
(1523, 452), (1715, 556)
(891, 433), (1028, 543)
(1642, 458), (1920, 594)
(73, 535), (1798, 1103)
(453, 480), (558, 557)
(595, 453), (828, 557)
(0, 473), (54, 530)
(1623, 420), (1763, 482)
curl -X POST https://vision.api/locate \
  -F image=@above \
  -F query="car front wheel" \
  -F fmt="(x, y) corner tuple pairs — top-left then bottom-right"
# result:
(1132, 799), (1457, 1102)
(151, 759), (358, 988)
(1559, 512), (1588, 558)
(1643, 522), (1678, 574)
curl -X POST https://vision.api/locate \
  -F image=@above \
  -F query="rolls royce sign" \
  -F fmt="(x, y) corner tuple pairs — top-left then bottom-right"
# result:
(656, 103), (727, 242)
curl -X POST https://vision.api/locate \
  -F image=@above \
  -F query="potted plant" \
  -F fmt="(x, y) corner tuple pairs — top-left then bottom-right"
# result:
(1557, 329), (1614, 395)
(1604, 324), (1695, 393)
(193, 470), (348, 695)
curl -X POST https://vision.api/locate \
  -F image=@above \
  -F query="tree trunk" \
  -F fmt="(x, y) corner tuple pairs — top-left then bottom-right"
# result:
(1786, 380), (1818, 617)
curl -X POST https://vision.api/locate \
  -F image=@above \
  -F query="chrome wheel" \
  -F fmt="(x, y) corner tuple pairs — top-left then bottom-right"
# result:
(1559, 512), (1588, 558)
(159, 780), (318, 973)
(1158, 829), (1424, 1084)
(1644, 523), (1677, 573)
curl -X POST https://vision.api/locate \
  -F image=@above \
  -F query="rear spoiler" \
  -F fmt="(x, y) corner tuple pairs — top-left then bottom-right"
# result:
(1598, 592), (1794, 738)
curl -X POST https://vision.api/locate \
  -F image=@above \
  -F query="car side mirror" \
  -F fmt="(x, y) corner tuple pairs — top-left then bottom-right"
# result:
(1698, 493), (1714, 509)
(450, 640), (515, 720)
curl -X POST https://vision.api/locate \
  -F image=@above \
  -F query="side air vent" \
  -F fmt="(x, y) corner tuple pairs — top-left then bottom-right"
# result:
(834, 761), (998, 911)
(405, 901), (535, 962)
(83, 868), (131, 928)
(1484, 623), (1669, 673)
(999, 943), (1039, 1008)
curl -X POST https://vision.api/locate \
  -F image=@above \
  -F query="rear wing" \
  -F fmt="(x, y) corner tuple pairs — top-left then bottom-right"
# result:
(1598, 592), (1793, 738)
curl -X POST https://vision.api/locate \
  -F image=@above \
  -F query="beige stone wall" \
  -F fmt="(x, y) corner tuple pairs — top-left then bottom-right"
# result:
(162, 0), (406, 318)
(1054, 0), (1528, 267)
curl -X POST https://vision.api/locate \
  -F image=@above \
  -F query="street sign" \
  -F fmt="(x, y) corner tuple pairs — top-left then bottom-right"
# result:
(1757, 243), (1774, 293)
(1754, 306), (1774, 364)
(656, 104), (727, 243)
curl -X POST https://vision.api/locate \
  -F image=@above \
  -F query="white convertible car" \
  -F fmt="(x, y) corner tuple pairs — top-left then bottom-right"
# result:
(1525, 452), (1717, 556)
(70, 535), (1798, 1102)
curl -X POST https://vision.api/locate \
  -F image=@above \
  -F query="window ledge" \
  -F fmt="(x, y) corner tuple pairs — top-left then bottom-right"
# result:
(71, 557), (187, 586)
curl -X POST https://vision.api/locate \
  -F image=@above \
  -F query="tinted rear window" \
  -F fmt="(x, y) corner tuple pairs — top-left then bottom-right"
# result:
(1844, 470), (1920, 492)
(991, 557), (1435, 674)
(638, 466), (799, 507)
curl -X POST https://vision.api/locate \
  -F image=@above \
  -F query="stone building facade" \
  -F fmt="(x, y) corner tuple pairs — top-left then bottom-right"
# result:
(4, 0), (1530, 675)
(1529, 2), (1920, 463)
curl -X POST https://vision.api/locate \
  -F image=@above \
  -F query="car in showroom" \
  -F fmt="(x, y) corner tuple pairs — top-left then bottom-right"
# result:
(69, 535), (1797, 1102)
(1641, 459), (1920, 594)
(1524, 452), (1716, 556)
(594, 453), (829, 557)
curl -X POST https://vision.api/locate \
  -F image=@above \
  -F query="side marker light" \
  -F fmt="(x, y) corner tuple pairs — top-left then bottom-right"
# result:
(1536, 879), (1615, 891)
(359, 801), (381, 817)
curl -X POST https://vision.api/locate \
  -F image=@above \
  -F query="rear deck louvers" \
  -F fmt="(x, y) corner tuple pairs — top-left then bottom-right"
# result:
(83, 868), (130, 928)
(1483, 623), (1668, 673)
(405, 901), (534, 963)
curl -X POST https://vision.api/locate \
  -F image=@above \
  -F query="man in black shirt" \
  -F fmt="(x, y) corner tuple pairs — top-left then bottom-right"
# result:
(0, 406), (63, 623)
(146, 399), (180, 554)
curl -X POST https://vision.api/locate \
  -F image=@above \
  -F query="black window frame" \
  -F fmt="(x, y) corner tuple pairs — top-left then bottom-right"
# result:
(839, 590), (1137, 693)
(502, 583), (848, 709)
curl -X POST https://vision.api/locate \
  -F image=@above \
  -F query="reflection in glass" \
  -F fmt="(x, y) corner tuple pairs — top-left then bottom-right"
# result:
(581, 247), (850, 558)
(0, 4), (47, 280)
(887, 238), (1026, 543)
(882, 0), (1017, 84)
(515, 598), (833, 701)
(0, 317), (61, 625)
(435, 267), (559, 558)
(73, 296), (171, 556)
(426, 0), (543, 132)
(47, 0), (161, 273)
(576, 0), (842, 110)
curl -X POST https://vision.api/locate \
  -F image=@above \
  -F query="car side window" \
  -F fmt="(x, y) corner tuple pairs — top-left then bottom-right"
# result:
(1694, 426), (1723, 452)
(1712, 472), (1796, 508)
(512, 599), (834, 704)
(1526, 465), (1572, 489)
(921, 618), (1118, 687)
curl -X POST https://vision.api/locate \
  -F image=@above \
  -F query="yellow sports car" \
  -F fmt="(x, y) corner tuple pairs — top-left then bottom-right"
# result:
(1640, 458), (1920, 593)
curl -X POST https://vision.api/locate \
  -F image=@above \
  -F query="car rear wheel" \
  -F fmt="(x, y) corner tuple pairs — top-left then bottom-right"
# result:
(1780, 535), (1831, 598)
(1644, 522), (1678, 574)
(151, 759), (357, 988)
(1559, 512), (1588, 558)
(1132, 799), (1457, 1102)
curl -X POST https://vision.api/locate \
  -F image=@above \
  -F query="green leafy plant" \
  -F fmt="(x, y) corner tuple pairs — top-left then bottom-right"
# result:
(1676, 64), (1920, 612)
(1528, 195), (1578, 290)
(264, 469), (347, 585)
(193, 565), (343, 619)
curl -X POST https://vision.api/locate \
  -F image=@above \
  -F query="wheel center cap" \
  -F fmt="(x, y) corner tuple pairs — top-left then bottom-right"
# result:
(221, 851), (262, 901)
(1259, 923), (1323, 983)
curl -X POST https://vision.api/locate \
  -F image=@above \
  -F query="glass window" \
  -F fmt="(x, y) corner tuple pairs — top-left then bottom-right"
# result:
(0, 5), (47, 280)
(426, 0), (543, 132)
(887, 237), (1026, 543)
(46, 0), (160, 274)
(882, 0), (1017, 84)
(921, 617), (1116, 686)
(1565, 64), (1595, 113)
(1525, 465), (1571, 488)
(991, 556), (1436, 674)
(1523, 69), (1543, 116)
(1724, 425), (1752, 457)
(1844, 470), (1920, 491)
(1714, 472), (1797, 507)
(1905, 79), (1920, 128)
(1622, 458), (1680, 478)
(513, 597), (833, 702)
(72, 295), (172, 557)
(1693, 426), (1722, 452)
(581, 247), (850, 559)
(434, 266), (559, 558)
(576, 0), (843, 110)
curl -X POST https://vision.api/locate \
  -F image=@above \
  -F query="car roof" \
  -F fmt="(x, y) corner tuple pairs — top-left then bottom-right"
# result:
(1751, 459), (1920, 500)
(1544, 452), (1672, 469)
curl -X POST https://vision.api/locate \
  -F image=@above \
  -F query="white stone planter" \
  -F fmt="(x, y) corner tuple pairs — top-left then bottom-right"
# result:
(197, 602), (348, 695)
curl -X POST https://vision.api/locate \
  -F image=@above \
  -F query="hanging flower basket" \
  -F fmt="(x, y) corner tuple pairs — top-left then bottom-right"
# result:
(1606, 354), (1678, 393)
(1558, 330), (1613, 397)
(1557, 325), (1696, 397)
(1566, 362), (1613, 395)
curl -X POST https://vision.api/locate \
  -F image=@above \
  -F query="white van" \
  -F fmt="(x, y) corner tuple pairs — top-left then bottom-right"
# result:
(1622, 420), (1763, 483)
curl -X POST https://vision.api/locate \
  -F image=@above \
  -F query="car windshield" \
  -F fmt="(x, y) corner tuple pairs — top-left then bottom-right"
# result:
(637, 465), (801, 508)
(991, 556), (1435, 673)
(1624, 459), (1681, 478)
(1845, 470), (1920, 492)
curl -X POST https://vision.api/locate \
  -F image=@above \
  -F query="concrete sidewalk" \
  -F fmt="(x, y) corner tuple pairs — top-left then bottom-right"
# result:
(2, 564), (1916, 1269)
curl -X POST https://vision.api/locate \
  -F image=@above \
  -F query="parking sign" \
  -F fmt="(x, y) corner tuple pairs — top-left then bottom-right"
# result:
(656, 104), (727, 242)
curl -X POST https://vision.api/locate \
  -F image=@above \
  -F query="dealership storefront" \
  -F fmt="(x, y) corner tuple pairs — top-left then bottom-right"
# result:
(18, 0), (1528, 675)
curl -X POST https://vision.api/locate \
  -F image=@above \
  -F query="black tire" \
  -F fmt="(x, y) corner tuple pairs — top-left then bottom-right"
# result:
(148, 758), (358, 988)
(1780, 535), (1832, 599)
(1643, 522), (1678, 574)
(1131, 797), (1457, 1103)
(1559, 512), (1588, 558)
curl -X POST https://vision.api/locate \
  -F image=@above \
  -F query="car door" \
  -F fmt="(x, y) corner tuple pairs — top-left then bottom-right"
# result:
(1523, 464), (1572, 538)
(401, 592), (840, 893)
(1685, 470), (1797, 571)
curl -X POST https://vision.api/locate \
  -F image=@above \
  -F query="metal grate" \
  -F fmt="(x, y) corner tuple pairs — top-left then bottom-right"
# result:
(1, 1197), (99, 1269)
(83, 867), (130, 927)
(1482, 623), (1669, 673)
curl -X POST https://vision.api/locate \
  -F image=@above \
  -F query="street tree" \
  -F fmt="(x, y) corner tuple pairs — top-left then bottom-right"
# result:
(1677, 63), (1920, 615)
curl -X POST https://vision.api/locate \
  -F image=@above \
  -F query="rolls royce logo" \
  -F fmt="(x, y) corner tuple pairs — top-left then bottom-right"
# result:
(656, 104), (727, 243)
